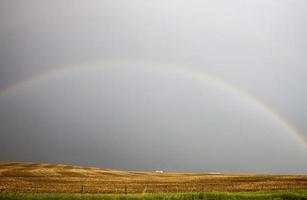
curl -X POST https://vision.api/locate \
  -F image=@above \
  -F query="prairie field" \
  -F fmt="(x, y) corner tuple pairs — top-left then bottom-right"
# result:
(1, 190), (307, 200)
(0, 162), (307, 194)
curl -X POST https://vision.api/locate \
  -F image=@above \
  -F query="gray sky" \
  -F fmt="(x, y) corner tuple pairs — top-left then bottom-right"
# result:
(0, 0), (307, 173)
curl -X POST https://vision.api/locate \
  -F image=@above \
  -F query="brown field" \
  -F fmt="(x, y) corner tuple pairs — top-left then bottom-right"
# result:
(0, 161), (307, 194)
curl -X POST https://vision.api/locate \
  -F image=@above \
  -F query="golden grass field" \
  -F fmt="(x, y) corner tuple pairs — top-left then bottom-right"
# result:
(0, 162), (306, 194)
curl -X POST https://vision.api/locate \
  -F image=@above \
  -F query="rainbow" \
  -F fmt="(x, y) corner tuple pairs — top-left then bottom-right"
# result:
(0, 59), (306, 149)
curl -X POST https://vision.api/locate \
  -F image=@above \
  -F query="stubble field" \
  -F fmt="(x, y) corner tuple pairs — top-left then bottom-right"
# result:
(0, 162), (307, 194)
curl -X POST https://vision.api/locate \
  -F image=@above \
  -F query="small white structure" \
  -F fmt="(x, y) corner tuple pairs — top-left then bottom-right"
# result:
(155, 170), (164, 173)
(208, 172), (222, 175)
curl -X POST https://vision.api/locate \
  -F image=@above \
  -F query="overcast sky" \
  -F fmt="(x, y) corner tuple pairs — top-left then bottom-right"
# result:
(0, 0), (307, 173)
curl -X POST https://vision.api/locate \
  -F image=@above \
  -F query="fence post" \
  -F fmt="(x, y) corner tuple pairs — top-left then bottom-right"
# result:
(81, 185), (84, 194)
(125, 185), (127, 195)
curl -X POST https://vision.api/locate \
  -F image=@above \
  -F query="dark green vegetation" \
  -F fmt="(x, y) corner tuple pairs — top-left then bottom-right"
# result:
(1, 190), (307, 200)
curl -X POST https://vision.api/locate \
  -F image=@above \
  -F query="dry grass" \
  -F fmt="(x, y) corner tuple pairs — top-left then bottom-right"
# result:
(0, 161), (306, 194)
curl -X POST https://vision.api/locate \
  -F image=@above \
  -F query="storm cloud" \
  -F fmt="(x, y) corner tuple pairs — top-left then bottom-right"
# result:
(0, 0), (307, 173)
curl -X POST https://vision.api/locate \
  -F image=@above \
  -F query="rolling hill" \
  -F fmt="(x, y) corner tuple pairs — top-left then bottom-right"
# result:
(0, 161), (306, 194)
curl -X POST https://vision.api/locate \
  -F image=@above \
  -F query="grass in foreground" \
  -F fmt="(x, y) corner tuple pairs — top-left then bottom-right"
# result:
(1, 190), (307, 200)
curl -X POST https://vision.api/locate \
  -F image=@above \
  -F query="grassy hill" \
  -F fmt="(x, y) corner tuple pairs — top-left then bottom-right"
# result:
(0, 161), (306, 194)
